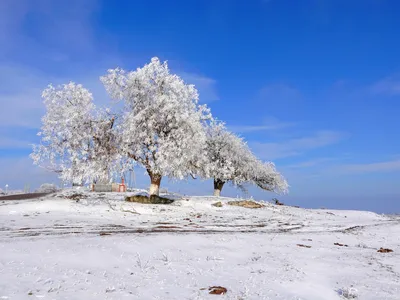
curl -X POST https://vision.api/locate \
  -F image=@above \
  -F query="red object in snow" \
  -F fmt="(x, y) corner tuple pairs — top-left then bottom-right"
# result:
(119, 177), (126, 192)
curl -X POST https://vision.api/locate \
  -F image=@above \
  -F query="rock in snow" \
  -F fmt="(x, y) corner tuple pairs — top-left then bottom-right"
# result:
(125, 194), (174, 204)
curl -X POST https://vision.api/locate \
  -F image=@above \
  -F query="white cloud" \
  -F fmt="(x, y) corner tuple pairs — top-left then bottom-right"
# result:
(259, 83), (301, 102)
(334, 75), (400, 98)
(250, 130), (346, 160)
(0, 64), (50, 129)
(0, 137), (32, 149)
(339, 160), (400, 173)
(0, 1), (29, 46)
(0, 0), (104, 130)
(179, 71), (219, 102)
(286, 130), (345, 148)
(285, 157), (338, 169)
(0, 0), (99, 57)
(370, 76), (400, 96)
(230, 124), (288, 133)
(229, 117), (294, 133)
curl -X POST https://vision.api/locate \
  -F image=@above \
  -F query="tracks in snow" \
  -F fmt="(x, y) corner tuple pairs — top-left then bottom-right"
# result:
(0, 220), (397, 239)
(0, 223), (305, 238)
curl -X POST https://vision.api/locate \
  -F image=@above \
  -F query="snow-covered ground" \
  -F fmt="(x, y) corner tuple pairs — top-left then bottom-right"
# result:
(0, 189), (399, 299)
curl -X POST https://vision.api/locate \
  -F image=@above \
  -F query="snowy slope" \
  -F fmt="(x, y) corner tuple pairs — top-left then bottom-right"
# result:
(0, 190), (398, 299)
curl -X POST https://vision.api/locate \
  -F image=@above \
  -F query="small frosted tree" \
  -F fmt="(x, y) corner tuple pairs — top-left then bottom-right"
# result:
(31, 83), (124, 185)
(203, 121), (250, 196)
(204, 121), (288, 196)
(101, 57), (211, 195)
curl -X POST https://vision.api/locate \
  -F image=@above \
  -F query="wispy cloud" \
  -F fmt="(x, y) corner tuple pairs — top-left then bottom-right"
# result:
(0, 127), (39, 149)
(0, 137), (32, 149)
(229, 117), (294, 133)
(285, 157), (338, 169)
(0, 1), (30, 47)
(338, 160), (400, 173)
(230, 124), (290, 133)
(370, 76), (400, 96)
(0, 64), (50, 129)
(259, 83), (301, 102)
(0, 0), (104, 131)
(0, 0), (99, 58)
(179, 71), (219, 102)
(250, 130), (347, 160)
(331, 75), (400, 98)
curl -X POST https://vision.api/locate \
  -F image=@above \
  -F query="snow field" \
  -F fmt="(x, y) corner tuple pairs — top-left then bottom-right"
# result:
(0, 191), (398, 299)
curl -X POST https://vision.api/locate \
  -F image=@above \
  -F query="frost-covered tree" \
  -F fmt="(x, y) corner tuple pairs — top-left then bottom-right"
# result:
(204, 121), (288, 196)
(31, 83), (124, 185)
(203, 121), (251, 196)
(101, 57), (211, 195)
(35, 183), (58, 193)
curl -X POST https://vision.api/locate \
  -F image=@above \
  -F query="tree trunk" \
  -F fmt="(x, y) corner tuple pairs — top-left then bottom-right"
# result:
(147, 170), (162, 196)
(213, 179), (225, 197)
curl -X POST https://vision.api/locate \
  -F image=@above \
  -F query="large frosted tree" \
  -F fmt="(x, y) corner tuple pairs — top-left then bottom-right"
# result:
(31, 83), (124, 185)
(204, 120), (288, 196)
(101, 57), (211, 195)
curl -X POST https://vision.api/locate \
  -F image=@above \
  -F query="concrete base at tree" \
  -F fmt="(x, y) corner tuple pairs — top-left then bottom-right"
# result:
(92, 183), (122, 192)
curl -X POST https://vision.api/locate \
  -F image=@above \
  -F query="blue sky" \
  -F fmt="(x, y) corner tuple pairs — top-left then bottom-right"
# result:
(1, 0), (399, 213)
